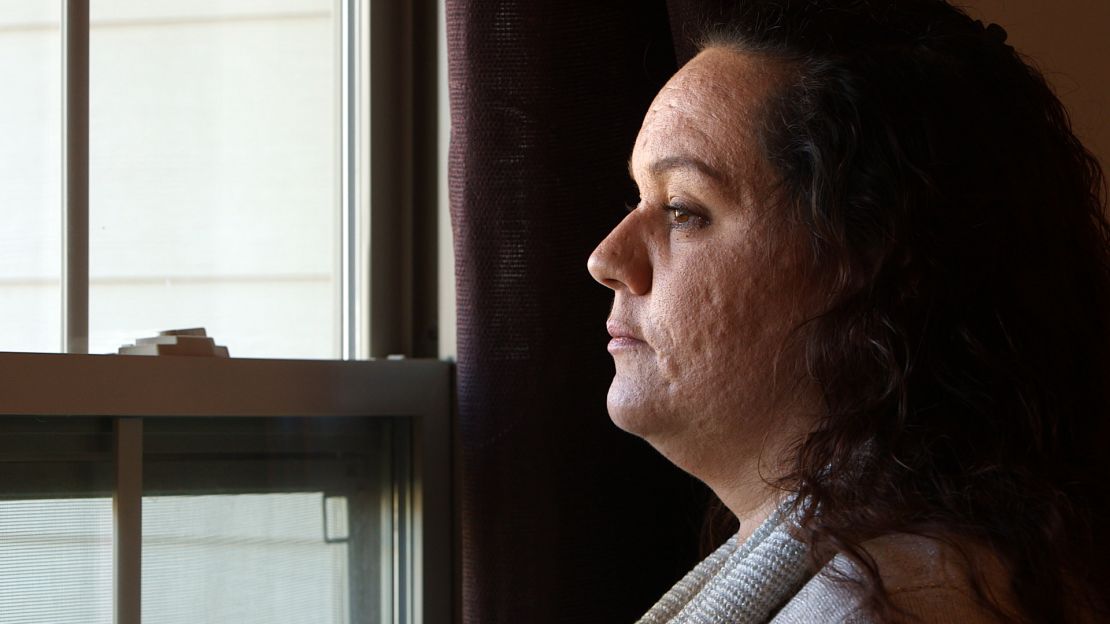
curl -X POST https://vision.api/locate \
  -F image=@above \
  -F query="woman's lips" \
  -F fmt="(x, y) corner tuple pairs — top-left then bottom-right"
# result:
(606, 320), (647, 352)
(607, 336), (647, 352)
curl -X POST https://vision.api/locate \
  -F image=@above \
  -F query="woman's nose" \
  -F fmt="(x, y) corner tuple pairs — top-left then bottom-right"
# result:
(587, 210), (652, 296)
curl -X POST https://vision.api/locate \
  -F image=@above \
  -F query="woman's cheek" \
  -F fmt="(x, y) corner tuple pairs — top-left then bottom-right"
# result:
(654, 292), (736, 384)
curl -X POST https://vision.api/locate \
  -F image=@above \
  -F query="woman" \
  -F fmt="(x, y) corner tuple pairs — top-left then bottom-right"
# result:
(587, 1), (1110, 622)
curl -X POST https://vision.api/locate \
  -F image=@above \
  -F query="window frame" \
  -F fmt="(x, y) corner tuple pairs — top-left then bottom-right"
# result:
(7, 0), (450, 620)
(58, 0), (443, 360)
(0, 352), (452, 624)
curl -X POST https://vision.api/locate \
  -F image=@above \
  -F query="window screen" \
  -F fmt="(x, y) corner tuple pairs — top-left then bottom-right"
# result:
(0, 415), (409, 624)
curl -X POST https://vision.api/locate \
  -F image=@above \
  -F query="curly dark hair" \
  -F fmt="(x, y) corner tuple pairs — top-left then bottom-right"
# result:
(696, 1), (1110, 621)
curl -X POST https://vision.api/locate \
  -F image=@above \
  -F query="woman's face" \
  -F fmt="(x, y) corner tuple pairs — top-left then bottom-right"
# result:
(587, 48), (820, 494)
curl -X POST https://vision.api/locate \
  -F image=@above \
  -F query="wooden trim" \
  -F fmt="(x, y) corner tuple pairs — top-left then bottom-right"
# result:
(0, 353), (447, 418)
(113, 417), (142, 624)
(63, 0), (89, 355)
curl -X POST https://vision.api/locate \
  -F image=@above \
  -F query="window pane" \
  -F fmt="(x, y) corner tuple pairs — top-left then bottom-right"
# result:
(0, 499), (113, 624)
(0, 414), (402, 623)
(143, 493), (349, 624)
(89, 0), (340, 358)
(0, 417), (114, 624)
(0, 3), (62, 353)
(144, 416), (401, 623)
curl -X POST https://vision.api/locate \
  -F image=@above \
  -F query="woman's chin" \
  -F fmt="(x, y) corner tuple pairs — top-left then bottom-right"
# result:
(606, 380), (666, 439)
(606, 383), (641, 431)
(607, 406), (645, 437)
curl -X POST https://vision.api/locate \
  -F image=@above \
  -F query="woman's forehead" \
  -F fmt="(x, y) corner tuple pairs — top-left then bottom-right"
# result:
(632, 48), (779, 189)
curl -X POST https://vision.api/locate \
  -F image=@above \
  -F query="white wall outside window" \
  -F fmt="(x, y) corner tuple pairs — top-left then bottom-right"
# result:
(2, 0), (342, 358)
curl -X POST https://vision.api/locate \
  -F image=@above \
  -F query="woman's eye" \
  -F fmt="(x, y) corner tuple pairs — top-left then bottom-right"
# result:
(666, 204), (703, 229)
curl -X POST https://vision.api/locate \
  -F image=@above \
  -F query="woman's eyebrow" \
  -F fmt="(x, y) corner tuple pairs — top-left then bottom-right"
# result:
(627, 155), (728, 185)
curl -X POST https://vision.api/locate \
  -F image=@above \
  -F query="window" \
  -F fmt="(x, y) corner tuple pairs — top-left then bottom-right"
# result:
(0, 354), (451, 623)
(85, 0), (345, 358)
(0, 0), (449, 622)
(3, 1), (351, 358)
(0, 3), (63, 353)
(1, 0), (443, 360)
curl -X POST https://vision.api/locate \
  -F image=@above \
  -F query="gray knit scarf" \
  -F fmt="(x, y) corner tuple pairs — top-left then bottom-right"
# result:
(637, 505), (812, 624)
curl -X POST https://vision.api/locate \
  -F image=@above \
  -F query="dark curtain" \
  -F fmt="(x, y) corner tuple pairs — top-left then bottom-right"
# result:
(448, 1), (721, 622)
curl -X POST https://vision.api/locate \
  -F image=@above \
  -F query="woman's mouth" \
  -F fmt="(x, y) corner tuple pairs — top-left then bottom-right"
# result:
(606, 321), (647, 352)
